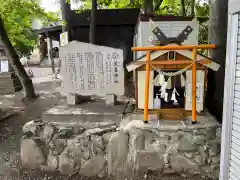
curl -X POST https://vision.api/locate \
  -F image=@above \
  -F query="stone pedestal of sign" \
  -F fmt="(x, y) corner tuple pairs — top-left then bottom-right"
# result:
(67, 93), (80, 105)
(105, 94), (117, 105)
(67, 94), (91, 105)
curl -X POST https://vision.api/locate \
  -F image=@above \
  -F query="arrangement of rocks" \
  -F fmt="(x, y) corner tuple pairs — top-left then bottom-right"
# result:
(21, 115), (221, 179)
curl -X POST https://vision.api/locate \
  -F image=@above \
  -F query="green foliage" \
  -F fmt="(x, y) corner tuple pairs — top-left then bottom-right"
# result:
(41, 11), (60, 27)
(155, 0), (180, 15)
(195, 0), (209, 55)
(0, 0), (58, 56)
(73, 0), (210, 54)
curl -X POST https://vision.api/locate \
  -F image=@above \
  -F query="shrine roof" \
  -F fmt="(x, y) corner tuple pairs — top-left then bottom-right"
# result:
(126, 44), (220, 72)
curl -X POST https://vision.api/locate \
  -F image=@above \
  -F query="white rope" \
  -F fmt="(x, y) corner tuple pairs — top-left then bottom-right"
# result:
(147, 59), (199, 77)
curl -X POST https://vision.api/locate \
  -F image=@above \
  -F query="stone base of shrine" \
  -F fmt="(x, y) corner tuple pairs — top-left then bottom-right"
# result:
(21, 109), (221, 179)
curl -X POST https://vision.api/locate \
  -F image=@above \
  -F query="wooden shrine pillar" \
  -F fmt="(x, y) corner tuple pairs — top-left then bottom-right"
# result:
(144, 51), (151, 123)
(192, 48), (197, 123)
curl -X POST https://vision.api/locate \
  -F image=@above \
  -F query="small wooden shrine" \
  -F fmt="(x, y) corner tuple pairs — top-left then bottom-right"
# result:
(126, 16), (221, 123)
(126, 44), (220, 122)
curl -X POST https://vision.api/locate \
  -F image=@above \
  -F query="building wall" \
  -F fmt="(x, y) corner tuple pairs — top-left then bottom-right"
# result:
(220, 5), (240, 180)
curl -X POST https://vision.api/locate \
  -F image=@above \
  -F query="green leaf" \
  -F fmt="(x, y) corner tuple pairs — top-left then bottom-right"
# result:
(0, 0), (58, 56)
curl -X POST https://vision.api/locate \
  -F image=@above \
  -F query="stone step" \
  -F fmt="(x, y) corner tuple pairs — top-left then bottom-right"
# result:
(0, 79), (21, 86)
(42, 101), (130, 128)
(0, 85), (22, 94)
(0, 72), (17, 78)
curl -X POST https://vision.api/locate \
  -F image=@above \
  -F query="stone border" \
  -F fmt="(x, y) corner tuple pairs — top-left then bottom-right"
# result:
(21, 115), (221, 179)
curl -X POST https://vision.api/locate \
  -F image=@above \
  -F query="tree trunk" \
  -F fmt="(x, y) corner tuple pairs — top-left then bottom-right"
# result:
(154, 0), (164, 12)
(206, 0), (228, 121)
(191, 0), (195, 17)
(143, 0), (153, 15)
(60, 0), (67, 33)
(180, 0), (186, 16)
(0, 16), (37, 99)
(89, 0), (97, 44)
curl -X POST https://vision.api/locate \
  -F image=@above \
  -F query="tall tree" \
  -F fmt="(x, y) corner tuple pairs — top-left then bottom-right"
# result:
(143, 0), (153, 15)
(60, 0), (68, 32)
(89, 0), (97, 44)
(206, 0), (228, 121)
(191, 0), (195, 16)
(0, 17), (36, 99)
(180, 0), (186, 16)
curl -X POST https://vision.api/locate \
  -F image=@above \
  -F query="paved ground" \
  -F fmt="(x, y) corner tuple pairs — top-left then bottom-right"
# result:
(0, 67), (206, 180)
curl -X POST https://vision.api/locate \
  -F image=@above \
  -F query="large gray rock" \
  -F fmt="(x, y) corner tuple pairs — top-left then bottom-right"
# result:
(136, 151), (164, 171)
(79, 154), (106, 177)
(21, 138), (46, 169)
(49, 138), (67, 156)
(211, 155), (220, 164)
(127, 129), (145, 164)
(102, 132), (114, 146)
(58, 126), (74, 138)
(193, 135), (206, 145)
(43, 124), (55, 141)
(85, 126), (117, 136)
(179, 134), (198, 152)
(45, 154), (58, 171)
(65, 138), (83, 161)
(64, 134), (104, 169)
(205, 128), (217, 140)
(195, 154), (203, 165)
(23, 120), (42, 136)
(169, 132), (184, 144)
(210, 164), (220, 179)
(59, 151), (76, 175)
(107, 131), (129, 176)
(170, 155), (200, 175)
(208, 139), (220, 157)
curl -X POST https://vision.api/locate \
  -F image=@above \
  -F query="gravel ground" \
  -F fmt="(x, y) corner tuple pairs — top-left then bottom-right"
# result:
(0, 78), (210, 180)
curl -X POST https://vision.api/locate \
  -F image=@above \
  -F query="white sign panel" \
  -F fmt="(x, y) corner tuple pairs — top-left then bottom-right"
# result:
(186, 82), (204, 103)
(185, 70), (205, 112)
(0, 60), (9, 73)
(60, 41), (124, 96)
(60, 32), (69, 47)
